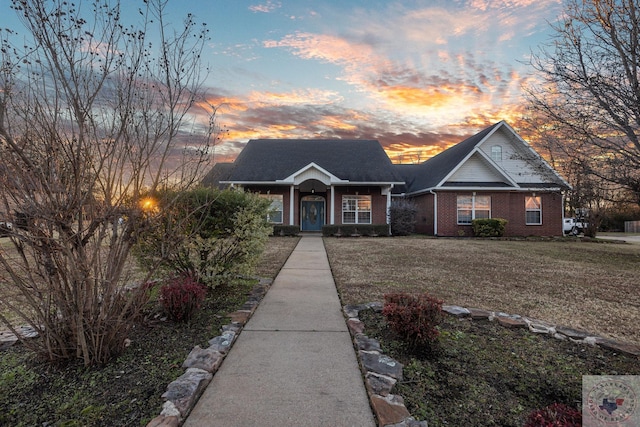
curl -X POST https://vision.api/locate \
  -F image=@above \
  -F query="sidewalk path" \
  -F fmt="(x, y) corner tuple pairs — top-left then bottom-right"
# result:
(183, 235), (376, 427)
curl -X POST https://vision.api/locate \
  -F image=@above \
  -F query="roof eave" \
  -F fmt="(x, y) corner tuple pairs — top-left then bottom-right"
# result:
(405, 185), (565, 195)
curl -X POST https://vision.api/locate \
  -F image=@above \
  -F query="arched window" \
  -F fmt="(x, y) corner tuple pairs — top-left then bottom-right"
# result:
(490, 145), (502, 162)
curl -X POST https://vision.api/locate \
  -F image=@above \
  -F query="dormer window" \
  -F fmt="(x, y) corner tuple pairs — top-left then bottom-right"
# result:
(491, 145), (502, 162)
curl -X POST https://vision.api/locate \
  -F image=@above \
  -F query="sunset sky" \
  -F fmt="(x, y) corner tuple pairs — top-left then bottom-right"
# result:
(0, 0), (564, 164)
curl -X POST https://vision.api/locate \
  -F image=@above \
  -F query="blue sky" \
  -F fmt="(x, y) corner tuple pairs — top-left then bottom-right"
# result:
(0, 0), (564, 163)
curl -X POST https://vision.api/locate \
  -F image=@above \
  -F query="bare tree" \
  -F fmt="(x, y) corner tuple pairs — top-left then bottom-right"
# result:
(527, 0), (640, 207)
(0, 0), (216, 366)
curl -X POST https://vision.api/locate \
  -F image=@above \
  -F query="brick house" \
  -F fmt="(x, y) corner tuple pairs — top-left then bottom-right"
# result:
(393, 121), (570, 236)
(203, 139), (403, 232)
(203, 121), (570, 236)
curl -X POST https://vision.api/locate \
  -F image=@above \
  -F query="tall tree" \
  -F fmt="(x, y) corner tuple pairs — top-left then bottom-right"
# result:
(527, 0), (640, 207)
(0, 0), (216, 365)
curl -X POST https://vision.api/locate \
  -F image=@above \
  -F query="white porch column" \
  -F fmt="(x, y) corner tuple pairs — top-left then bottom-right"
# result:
(330, 185), (335, 224)
(289, 185), (295, 226)
(385, 186), (392, 224)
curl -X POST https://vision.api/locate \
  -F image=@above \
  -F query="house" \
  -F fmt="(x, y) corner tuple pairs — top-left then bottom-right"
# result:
(203, 139), (404, 231)
(394, 121), (571, 236)
(203, 121), (571, 236)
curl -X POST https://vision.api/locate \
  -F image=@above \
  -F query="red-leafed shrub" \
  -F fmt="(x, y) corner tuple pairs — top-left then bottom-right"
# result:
(382, 292), (443, 349)
(523, 403), (582, 427)
(160, 275), (207, 322)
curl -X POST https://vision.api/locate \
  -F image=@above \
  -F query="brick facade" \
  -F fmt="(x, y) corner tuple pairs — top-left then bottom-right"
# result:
(412, 191), (564, 237)
(248, 185), (390, 228)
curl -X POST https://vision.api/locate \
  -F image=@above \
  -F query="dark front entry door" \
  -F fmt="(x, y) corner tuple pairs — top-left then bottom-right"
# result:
(301, 198), (325, 231)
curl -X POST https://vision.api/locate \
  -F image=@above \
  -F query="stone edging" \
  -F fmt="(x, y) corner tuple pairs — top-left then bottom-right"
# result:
(343, 302), (640, 427)
(145, 277), (273, 427)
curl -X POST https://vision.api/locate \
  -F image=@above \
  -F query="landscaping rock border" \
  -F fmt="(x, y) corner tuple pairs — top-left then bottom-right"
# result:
(344, 302), (640, 427)
(145, 277), (272, 427)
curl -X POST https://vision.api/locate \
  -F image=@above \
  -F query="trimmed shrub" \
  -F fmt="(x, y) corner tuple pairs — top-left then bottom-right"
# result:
(322, 224), (390, 237)
(523, 403), (582, 427)
(389, 199), (418, 236)
(134, 188), (272, 287)
(471, 218), (507, 237)
(382, 292), (443, 349)
(272, 225), (300, 236)
(159, 275), (207, 322)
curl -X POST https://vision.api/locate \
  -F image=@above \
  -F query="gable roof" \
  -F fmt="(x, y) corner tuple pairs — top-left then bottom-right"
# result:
(397, 121), (570, 195)
(201, 162), (234, 188)
(401, 122), (502, 193)
(224, 139), (403, 184)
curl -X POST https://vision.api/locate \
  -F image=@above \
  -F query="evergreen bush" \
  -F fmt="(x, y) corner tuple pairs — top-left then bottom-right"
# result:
(134, 188), (272, 287)
(272, 225), (300, 236)
(471, 218), (507, 237)
(390, 199), (418, 235)
(322, 224), (390, 237)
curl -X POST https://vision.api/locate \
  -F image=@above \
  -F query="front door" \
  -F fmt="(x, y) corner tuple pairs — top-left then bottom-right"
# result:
(301, 196), (325, 231)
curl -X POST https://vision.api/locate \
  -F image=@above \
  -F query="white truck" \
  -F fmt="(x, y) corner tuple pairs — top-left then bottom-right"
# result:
(563, 217), (588, 235)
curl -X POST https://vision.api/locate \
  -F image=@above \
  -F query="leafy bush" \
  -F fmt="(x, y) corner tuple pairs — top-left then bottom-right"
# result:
(523, 403), (582, 427)
(134, 188), (272, 287)
(472, 218), (507, 237)
(159, 275), (207, 322)
(382, 292), (443, 349)
(272, 225), (300, 236)
(390, 199), (418, 236)
(322, 224), (390, 237)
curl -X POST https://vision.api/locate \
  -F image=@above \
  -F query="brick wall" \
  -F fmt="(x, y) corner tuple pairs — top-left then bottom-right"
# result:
(332, 186), (388, 225)
(247, 185), (390, 227)
(412, 191), (564, 237)
(411, 194), (434, 234)
(246, 186), (292, 225)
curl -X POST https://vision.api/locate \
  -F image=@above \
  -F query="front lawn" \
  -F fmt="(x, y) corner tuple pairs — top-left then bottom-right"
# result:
(324, 236), (640, 427)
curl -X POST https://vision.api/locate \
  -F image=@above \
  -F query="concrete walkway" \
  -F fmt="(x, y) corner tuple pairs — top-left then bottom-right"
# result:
(183, 236), (376, 427)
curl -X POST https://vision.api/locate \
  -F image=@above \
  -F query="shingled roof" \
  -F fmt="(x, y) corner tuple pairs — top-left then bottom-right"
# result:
(224, 139), (404, 184)
(201, 162), (234, 188)
(395, 121), (570, 194)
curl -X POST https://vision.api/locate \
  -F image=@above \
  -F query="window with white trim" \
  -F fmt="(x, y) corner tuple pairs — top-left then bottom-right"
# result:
(525, 196), (542, 225)
(342, 195), (371, 224)
(260, 194), (283, 223)
(490, 145), (502, 162)
(457, 194), (491, 224)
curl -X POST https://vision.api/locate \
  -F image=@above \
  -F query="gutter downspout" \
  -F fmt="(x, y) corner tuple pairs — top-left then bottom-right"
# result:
(386, 184), (394, 235)
(561, 190), (566, 236)
(430, 190), (438, 236)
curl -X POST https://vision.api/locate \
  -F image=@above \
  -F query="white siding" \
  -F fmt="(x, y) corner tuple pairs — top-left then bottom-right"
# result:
(478, 129), (553, 184)
(448, 154), (507, 183)
(293, 167), (331, 185)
